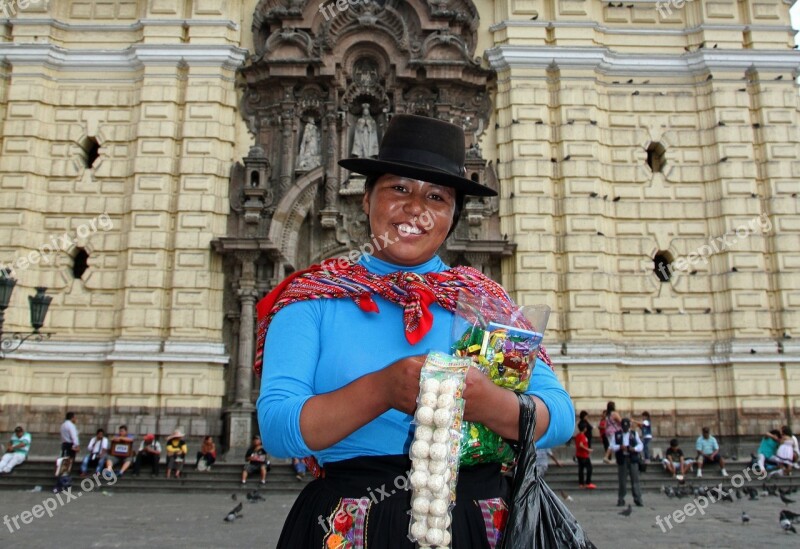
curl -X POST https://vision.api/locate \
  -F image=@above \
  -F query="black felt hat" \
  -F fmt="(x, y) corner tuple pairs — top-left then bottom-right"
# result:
(338, 114), (496, 197)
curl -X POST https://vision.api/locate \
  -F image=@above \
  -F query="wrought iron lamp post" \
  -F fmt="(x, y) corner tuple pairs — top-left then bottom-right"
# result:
(0, 269), (53, 359)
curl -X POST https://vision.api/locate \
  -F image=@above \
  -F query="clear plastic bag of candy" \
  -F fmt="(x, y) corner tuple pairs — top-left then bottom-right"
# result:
(408, 351), (471, 548)
(451, 292), (549, 392)
(450, 291), (550, 466)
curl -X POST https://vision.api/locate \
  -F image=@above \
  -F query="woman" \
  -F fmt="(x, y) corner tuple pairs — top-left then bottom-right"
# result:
(195, 435), (216, 472)
(603, 401), (622, 464)
(257, 115), (574, 547)
(165, 430), (187, 479)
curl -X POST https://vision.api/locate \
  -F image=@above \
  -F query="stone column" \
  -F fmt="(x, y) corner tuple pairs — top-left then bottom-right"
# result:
(224, 251), (260, 458)
(279, 107), (295, 194)
(320, 109), (340, 228)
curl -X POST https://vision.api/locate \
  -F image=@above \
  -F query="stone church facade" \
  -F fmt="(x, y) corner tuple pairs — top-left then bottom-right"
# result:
(0, 0), (797, 453)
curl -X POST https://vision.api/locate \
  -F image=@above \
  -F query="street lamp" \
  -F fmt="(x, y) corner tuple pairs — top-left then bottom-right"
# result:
(0, 269), (53, 358)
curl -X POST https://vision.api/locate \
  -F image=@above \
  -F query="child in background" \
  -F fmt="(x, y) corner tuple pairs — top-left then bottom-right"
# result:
(634, 412), (653, 462)
(575, 422), (595, 489)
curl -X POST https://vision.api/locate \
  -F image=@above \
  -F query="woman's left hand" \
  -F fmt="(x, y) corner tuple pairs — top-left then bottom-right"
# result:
(461, 366), (503, 423)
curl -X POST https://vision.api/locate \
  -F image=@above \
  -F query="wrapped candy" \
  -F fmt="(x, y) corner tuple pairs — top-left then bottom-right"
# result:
(451, 292), (550, 467)
(407, 351), (470, 548)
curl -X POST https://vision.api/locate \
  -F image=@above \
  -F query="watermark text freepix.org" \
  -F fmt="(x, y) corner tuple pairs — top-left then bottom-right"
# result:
(656, 213), (771, 278)
(317, 469), (411, 533)
(654, 464), (767, 533)
(320, 210), (436, 277)
(318, 0), (372, 22)
(3, 469), (118, 534)
(0, 213), (113, 275)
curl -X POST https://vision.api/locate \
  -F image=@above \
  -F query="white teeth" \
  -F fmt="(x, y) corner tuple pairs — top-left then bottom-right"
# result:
(397, 224), (423, 235)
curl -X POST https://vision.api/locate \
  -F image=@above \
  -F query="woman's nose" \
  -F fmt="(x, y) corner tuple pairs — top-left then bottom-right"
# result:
(403, 192), (425, 215)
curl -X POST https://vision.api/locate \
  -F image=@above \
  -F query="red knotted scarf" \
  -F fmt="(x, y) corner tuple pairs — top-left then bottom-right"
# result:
(253, 258), (551, 376)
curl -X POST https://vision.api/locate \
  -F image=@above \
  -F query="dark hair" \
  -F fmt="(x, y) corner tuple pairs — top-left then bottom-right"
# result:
(770, 429), (782, 438)
(364, 175), (465, 238)
(119, 425), (128, 431)
(606, 401), (616, 413)
(96, 428), (105, 435)
(579, 410), (588, 419)
(670, 438), (678, 447)
(65, 411), (75, 420)
(14, 426), (23, 432)
(781, 425), (793, 437)
(702, 427), (709, 433)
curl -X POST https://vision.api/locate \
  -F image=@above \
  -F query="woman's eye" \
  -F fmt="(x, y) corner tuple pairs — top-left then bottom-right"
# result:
(429, 194), (443, 201)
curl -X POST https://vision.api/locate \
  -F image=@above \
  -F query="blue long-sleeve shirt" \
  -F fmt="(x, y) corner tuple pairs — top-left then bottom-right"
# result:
(257, 254), (574, 464)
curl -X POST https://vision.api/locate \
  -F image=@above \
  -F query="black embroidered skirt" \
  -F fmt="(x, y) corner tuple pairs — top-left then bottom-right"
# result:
(276, 455), (510, 549)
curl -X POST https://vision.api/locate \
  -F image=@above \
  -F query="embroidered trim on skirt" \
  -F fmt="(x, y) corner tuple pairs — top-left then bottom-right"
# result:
(276, 455), (511, 549)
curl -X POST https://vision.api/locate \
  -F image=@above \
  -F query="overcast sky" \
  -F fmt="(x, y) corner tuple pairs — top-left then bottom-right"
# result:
(793, 1), (800, 45)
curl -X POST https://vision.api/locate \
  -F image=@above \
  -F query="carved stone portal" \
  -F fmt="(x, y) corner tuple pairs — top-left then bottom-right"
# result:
(213, 0), (512, 445)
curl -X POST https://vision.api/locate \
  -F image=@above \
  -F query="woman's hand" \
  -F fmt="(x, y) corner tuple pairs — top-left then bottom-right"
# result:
(461, 365), (503, 423)
(377, 354), (427, 415)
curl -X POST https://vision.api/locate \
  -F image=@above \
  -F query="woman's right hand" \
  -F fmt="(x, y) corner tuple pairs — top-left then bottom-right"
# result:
(377, 354), (427, 415)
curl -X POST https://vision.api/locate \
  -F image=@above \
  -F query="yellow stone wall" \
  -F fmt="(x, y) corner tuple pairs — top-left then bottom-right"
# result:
(0, 0), (797, 439)
(484, 0), (800, 435)
(0, 0), (257, 435)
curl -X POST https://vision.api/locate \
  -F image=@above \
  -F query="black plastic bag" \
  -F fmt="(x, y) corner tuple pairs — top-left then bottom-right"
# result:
(499, 394), (596, 548)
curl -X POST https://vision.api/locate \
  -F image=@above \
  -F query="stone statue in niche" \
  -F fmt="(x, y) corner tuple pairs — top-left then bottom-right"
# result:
(351, 103), (379, 159)
(296, 116), (321, 171)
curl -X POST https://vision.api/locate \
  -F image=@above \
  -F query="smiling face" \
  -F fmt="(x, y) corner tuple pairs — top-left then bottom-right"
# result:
(362, 175), (456, 266)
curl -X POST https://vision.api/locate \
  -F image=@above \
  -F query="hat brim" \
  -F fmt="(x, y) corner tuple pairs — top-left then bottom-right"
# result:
(339, 158), (497, 197)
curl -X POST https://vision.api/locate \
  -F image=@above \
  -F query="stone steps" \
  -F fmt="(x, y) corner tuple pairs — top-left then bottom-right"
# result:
(2, 459), (796, 495)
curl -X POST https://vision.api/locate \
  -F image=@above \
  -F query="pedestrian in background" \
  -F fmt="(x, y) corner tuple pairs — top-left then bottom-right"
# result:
(577, 410), (593, 448)
(610, 417), (643, 507)
(575, 421), (595, 489)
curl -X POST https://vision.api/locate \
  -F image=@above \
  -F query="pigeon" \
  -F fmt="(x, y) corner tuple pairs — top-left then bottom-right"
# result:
(663, 485), (675, 498)
(626, 78), (634, 84)
(530, 14), (539, 20)
(563, 155), (571, 161)
(742, 511), (750, 524)
(780, 510), (800, 523)
(736, 488), (742, 500)
(781, 518), (797, 534)
(775, 75), (784, 80)
(619, 505), (633, 517)
(590, 192), (598, 198)
(706, 74), (713, 81)
(231, 494), (238, 501)
(560, 490), (573, 502)
(247, 490), (265, 502)
(613, 196), (621, 202)
(632, 91), (640, 96)
(719, 156), (729, 162)
(225, 502), (243, 522)
(780, 493), (796, 505)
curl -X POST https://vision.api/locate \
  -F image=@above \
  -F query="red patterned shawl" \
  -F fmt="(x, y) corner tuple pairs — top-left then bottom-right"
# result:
(253, 258), (552, 376)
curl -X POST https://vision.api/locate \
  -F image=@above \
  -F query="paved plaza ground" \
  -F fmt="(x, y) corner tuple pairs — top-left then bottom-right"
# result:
(0, 482), (796, 548)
